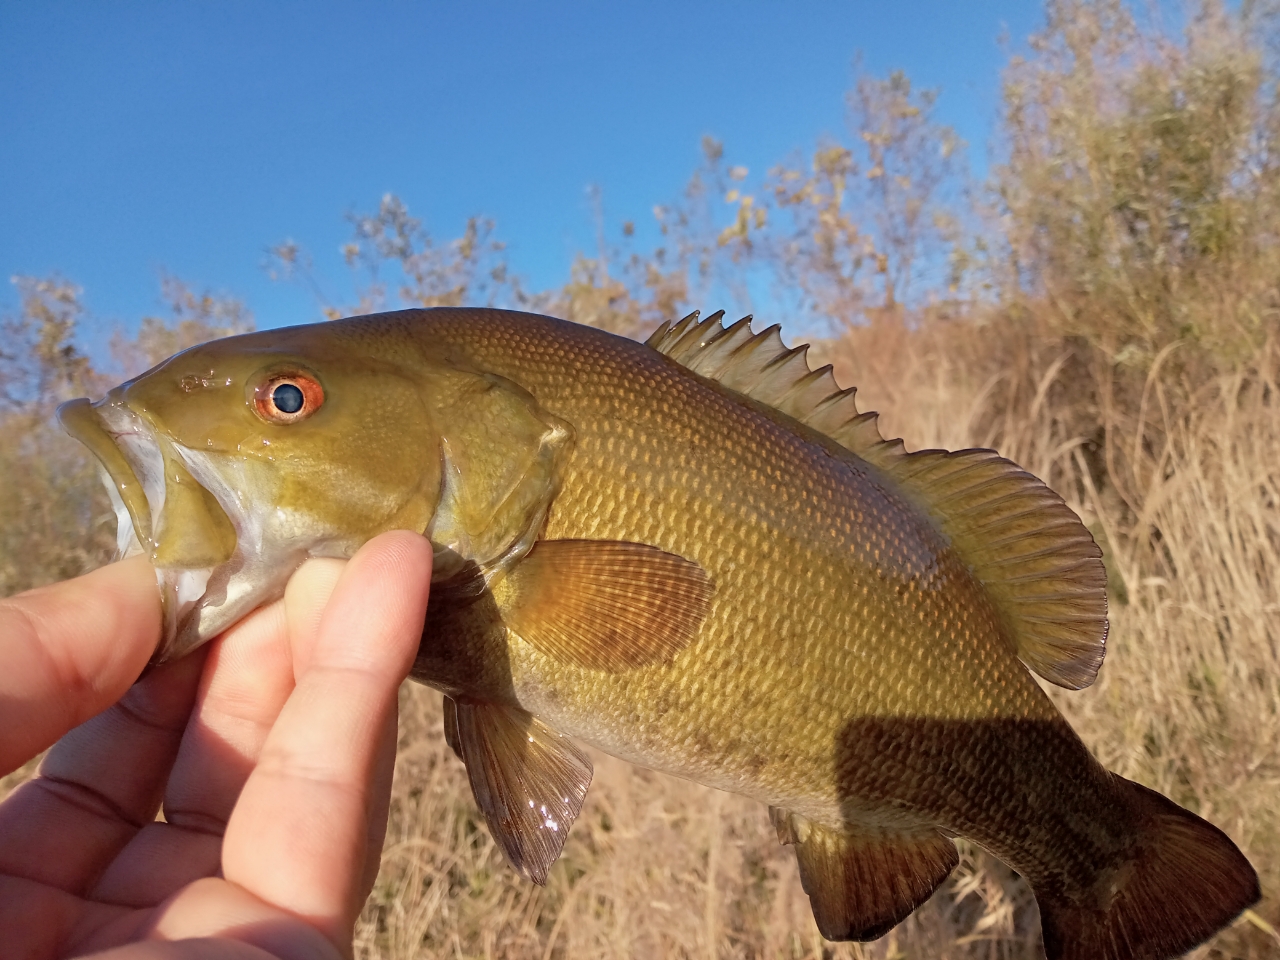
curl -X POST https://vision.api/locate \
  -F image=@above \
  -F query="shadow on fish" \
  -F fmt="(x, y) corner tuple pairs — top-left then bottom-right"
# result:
(58, 307), (1259, 960)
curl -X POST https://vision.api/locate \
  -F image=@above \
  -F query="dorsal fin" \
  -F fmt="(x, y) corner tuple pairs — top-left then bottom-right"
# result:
(647, 312), (1108, 689)
(648, 311), (904, 469)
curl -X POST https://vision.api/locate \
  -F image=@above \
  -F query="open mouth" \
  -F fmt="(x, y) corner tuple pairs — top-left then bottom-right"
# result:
(59, 398), (161, 552)
(58, 396), (229, 660)
(60, 390), (366, 664)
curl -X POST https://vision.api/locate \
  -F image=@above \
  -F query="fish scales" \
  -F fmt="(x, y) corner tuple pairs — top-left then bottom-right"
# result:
(57, 306), (1260, 960)
(409, 309), (1107, 874)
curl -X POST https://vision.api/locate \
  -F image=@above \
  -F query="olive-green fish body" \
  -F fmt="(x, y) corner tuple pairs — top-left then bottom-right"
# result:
(59, 307), (1258, 960)
(409, 311), (1129, 898)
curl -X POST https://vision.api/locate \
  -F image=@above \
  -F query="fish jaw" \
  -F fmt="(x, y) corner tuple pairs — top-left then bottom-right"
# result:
(58, 397), (159, 548)
(164, 442), (370, 659)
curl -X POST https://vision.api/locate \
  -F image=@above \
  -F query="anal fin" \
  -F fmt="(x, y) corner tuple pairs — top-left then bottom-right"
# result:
(770, 807), (959, 941)
(452, 699), (592, 884)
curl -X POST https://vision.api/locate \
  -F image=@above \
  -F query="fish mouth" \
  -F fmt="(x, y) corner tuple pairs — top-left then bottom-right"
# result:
(58, 396), (235, 662)
(58, 398), (159, 551)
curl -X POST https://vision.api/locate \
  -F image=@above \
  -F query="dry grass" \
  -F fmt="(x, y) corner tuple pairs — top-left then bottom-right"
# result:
(364, 686), (1044, 960)
(351, 318), (1279, 960)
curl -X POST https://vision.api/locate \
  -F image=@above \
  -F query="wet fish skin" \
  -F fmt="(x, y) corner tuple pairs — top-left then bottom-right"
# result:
(58, 307), (1259, 960)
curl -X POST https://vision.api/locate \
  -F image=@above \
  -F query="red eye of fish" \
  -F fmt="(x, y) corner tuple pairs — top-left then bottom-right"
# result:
(253, 373), (324, 424)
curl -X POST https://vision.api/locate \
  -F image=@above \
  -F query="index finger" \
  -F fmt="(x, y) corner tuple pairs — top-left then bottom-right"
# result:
(221, 531), (431, 946)
(0, 556), (160, 775)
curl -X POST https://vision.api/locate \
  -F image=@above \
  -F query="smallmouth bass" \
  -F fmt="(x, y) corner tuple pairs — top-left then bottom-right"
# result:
(58, 307), (1259, 960)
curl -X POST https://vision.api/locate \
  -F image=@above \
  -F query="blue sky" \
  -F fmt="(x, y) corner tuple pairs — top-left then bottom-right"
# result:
(1, 1), (1043, 338)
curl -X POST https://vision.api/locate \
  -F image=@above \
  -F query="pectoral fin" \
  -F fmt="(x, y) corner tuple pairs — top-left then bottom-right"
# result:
(496, 539), (714, 672)
(452, 699), (592, 884)
(770, 807), (958, 941)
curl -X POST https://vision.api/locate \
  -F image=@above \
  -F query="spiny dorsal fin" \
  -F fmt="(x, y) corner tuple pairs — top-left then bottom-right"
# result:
(648, 311), (903, 468)
(647, 312), (1108, 689)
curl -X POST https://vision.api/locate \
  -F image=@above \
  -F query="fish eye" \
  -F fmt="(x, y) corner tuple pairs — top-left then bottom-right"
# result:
(253, 372), (324, 424)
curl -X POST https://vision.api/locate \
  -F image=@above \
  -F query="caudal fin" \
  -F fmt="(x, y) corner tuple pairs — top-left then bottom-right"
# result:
(1039, 777), (1259, 960)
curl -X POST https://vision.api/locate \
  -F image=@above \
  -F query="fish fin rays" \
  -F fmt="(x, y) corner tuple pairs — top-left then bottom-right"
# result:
(497, 539), (714, 672)
(442, 696), (463, 760)
(451, 699), (592, 885)
(649, 312), (1108, 689)
(770, 807), (959, 942)
(886, 449), (1108, 689)
(1037, 778), (1259, 960)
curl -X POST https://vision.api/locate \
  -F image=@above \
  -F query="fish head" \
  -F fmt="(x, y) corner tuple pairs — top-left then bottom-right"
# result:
(58, 319), (570, 662)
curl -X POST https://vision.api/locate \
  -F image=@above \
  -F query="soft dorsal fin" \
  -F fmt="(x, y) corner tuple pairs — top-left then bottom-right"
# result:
(647, 312), (1108, 689)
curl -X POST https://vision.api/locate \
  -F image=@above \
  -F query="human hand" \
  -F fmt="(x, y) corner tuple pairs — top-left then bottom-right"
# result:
(0, 531), (432, 959)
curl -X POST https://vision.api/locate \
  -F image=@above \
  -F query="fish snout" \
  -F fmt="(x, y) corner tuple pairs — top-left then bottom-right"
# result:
(58, 397), (156, 549)
(58, 395), (238, 661)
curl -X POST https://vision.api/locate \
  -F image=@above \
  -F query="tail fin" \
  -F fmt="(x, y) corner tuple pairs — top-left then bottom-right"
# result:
(1039, 778), (1259, 960)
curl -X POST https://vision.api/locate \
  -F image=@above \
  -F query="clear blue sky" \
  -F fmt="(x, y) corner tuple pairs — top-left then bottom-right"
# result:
(1, 1), (1043, 337)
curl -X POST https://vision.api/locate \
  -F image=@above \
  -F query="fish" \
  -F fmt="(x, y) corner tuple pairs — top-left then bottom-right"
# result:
(58, 306), (1259, 960)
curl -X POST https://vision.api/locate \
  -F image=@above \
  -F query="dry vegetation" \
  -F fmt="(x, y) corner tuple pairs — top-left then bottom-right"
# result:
(3, 0), (1280, 956)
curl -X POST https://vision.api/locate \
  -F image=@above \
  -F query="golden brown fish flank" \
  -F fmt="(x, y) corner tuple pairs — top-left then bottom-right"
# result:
(60, 307), (1257, 960)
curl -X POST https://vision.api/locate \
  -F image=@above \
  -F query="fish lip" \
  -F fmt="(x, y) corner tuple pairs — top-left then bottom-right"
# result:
(57, 397), (156, 546)
(58, 395), (225, 664)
